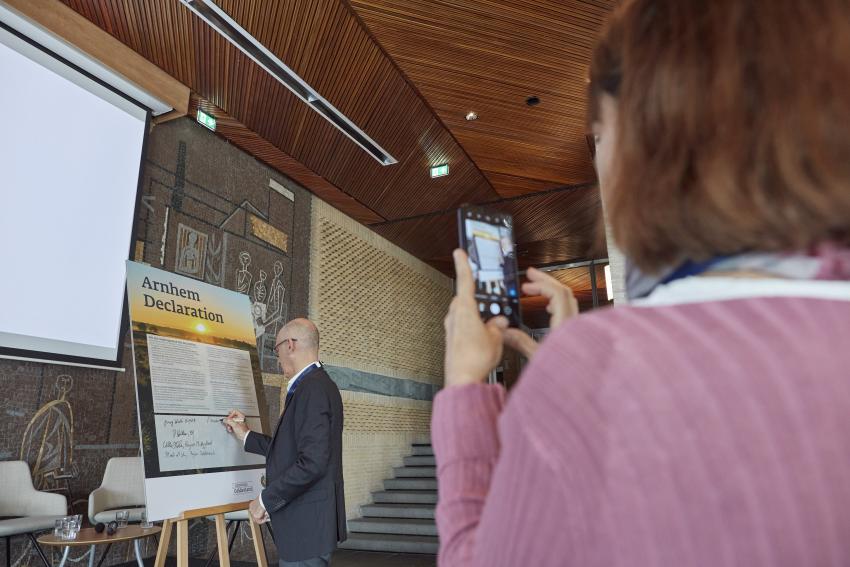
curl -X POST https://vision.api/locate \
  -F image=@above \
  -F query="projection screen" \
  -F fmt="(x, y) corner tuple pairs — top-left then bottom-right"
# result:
(0, 21), (149, 368)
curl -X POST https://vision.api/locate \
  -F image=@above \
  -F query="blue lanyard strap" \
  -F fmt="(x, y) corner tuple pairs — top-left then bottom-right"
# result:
(285, 362), (321, 404)
(660, 256), (730, 286)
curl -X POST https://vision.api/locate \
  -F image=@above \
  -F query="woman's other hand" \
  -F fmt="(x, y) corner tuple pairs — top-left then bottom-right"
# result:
(444, 249), (509, 387)
(503, 267), (579, 358)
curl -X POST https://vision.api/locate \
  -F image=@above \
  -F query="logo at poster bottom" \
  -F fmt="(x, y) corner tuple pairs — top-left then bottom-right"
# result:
(233, 481), (255, 495)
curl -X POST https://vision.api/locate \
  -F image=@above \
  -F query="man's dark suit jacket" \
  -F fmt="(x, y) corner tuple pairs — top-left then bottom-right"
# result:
(244, 365), (346, 562)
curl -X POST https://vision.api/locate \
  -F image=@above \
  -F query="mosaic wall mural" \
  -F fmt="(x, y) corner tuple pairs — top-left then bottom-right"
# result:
(139, 120), (311, 371)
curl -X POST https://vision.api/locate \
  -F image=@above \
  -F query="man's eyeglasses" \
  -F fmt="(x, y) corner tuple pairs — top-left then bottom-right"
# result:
(273, 337), (297, 355)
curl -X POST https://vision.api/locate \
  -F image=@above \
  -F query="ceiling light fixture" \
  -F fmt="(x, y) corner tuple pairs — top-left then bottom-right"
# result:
(180, 0), (397, 166)
(465, 111), (478, 121)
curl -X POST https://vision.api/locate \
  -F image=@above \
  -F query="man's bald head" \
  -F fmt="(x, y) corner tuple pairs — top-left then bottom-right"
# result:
(275, 319), (320, 378)
(278, 318), (319, 351)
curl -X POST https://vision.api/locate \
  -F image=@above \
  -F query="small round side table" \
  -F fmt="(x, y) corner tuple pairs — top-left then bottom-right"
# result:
(38, 525), (161, 567)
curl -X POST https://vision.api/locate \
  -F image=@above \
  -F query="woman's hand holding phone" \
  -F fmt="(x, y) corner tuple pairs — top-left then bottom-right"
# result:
(503, 267), (579, 359)
(444, 249), (579, 387)
(444, 249), (509, 387)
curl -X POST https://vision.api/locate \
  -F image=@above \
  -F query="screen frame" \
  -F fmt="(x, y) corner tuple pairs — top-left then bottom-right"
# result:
(457, 205), (523, 328)
(0, 20), (151, 370)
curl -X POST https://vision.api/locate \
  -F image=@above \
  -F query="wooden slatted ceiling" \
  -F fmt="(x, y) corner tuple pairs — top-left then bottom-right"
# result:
(60, 0), (500, 222)
(191, 95), (383, 224)
(371, 185), (605, 274)
(348, 0), (615, 197)
(191, 91), (603, 273)
(60, 0), (612, 275)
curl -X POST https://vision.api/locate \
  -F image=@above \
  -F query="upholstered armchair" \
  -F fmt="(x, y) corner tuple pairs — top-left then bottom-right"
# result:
(87, 457), (146, 525)
(0, 461), (67, 567)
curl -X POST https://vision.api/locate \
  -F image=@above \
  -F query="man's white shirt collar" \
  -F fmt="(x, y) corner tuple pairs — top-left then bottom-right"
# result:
(286, 361), (321, 393)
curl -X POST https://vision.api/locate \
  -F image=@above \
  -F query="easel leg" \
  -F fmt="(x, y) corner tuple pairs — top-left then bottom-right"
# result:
(257, 522), (271, 566)
(154, 520), (173, 567)
(248, 520), (268, 567)
(213, 515), (230, 567)
(176, 520), (188, 567)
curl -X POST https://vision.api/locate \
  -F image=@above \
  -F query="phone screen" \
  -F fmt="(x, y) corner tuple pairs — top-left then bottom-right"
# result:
(458, 207), (522, 327)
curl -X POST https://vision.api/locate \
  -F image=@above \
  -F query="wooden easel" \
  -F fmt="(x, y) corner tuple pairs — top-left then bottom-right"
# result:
(153, 502), (268, 567)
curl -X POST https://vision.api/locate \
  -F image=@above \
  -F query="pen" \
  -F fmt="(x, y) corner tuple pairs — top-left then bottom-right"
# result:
(220, 417), (245, 423)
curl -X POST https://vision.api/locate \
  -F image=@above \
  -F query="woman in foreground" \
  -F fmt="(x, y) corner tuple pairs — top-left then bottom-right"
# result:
(433, 0), (850, 565)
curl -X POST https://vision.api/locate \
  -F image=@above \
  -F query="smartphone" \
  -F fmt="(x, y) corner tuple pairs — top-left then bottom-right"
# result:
(457, 206), (522, 327)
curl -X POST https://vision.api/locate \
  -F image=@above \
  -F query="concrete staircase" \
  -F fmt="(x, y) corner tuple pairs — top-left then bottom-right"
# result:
(340, 442), (439, 554)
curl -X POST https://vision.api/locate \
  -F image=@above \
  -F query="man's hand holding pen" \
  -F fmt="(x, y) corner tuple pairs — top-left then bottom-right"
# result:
(222, 409), (250, 441)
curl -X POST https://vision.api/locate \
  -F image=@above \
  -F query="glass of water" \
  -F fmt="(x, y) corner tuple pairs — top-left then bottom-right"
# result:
(61, 518), (74, 540)
(69, 516), (81, 539)
(54, 519), (63, 538)
(140, 511), (153, 529)
(116, 510), (129, 529)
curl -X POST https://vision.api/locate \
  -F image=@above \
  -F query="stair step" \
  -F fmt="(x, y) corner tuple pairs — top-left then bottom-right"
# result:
(394, 466), (436, 478)
(404, 455), (436, 467)
(349, 517), (438, 537)
(339, 533), (439, 555)
(361, 503), (435, 520)
(343, 440), (439, 555)
(385, 478), (437, 491)
(373, 490), (438, 504)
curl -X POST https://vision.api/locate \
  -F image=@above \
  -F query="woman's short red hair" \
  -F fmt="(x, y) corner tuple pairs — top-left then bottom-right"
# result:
(590, 0), (850, 272)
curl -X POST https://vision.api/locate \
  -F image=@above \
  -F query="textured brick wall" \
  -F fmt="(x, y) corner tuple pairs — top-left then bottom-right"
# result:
(308, 198), (448, 520)
(309, 199), (452, 385)
(342, 391), (432, 432)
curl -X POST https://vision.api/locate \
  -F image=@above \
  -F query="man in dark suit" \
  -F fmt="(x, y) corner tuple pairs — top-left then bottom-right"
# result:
(224, 318), (346, 566)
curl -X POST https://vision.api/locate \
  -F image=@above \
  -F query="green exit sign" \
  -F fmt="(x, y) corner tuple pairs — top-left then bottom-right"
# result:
(196, 109), (217, 131)
(430, 163), (449, 178)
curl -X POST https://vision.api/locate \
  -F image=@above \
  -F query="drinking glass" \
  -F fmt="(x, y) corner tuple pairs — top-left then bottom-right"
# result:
(61, 518), (73, 540)
(116, 510), (129, 529)
(54, 519), (63, 538)
(69, 522), (79, 539)
(140, 511), (153, 529)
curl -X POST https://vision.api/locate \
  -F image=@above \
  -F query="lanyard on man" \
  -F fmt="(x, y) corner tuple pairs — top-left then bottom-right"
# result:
(284, 361), (321, 411)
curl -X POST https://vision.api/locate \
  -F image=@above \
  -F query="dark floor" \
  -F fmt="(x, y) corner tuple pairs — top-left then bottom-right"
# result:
(125, 551), (436, 567)
(332, 550), (436, 567)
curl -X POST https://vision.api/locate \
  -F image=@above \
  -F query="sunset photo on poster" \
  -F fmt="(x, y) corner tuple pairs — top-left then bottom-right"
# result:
(126, 261), (256, 347)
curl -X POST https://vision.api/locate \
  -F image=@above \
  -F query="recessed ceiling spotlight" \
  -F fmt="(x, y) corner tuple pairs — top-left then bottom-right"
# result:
(465, 111), (479, 121)
(526, 96), (541, 107)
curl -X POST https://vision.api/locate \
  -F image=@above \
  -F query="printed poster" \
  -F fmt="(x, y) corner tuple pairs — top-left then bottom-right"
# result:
(126, 261), (269, 520)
